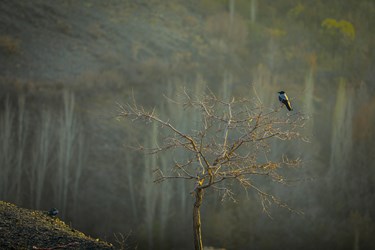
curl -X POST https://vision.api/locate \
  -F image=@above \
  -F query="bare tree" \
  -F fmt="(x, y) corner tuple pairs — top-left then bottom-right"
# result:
(56, 90), (85, 217)
(142, 122), (159, 250)
(32, 108), (53, 209)
(250, 0), (257, 23)
(119, 90), (306, 249)
(13, 94), (27, 204)
(124, 146), (139, 222)
(0, 96), (14, 201)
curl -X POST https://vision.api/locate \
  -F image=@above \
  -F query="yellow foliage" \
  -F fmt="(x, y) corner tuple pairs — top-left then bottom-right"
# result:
(288, 3), (305, 18)
(321, 18), (355, 40)
(321, 18), (338, 29)
(338, 20), (355, 40)
(267, 28), (286, 38)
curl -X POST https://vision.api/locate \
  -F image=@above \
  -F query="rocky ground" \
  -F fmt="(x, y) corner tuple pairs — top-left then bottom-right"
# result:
(0, 201), (113, 250)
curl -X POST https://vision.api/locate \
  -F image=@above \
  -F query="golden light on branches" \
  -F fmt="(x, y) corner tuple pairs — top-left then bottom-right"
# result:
(118, 89), (307, 249)
(118, 90), (306, 207)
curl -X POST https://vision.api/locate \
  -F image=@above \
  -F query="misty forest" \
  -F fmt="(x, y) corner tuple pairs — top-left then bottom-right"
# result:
(0, 0), (374, 249)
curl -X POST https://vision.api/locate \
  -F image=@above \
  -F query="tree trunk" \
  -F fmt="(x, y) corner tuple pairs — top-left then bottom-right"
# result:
(193, 188), (203, 250)
(229, 0), (235, 26)
(353, 227), (359, 250)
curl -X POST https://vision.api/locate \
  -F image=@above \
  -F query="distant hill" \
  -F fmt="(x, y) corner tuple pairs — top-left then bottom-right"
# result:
(0, 0), (206, 84)
(0, 201), (113, 250)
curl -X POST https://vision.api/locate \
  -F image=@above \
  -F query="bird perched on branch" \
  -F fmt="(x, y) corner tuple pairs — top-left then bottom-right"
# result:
(278, 91), (293, 111)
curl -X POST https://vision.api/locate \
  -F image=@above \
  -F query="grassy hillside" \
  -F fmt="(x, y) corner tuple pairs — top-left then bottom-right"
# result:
(0, 201), (113, 250)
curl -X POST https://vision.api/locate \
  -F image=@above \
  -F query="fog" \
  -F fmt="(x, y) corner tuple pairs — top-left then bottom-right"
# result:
(0, 1), (374, 249)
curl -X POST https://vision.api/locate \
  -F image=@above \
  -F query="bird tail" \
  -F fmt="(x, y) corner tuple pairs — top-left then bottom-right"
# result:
(287, 102), (293, 111)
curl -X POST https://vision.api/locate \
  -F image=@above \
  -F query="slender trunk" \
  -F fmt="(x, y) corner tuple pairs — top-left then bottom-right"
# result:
(353, 227), (359, 250)
(193, 188), (203, 250)
(15, 94), (26, 204)
(250, 0), (257, 23)
(125, 154), (138, 221)
(229, 0), (235, 27)
(0, 96), (13, 200)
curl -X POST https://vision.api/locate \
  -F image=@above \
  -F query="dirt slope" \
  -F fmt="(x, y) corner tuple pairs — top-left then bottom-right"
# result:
(0, 201), (113, 250)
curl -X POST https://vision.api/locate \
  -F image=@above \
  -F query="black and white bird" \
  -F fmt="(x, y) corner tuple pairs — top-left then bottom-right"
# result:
(47, 208), (59, 217)
(278, 91), (293, 111)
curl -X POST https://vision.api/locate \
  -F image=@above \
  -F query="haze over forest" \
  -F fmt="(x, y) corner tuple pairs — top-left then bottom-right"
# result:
(0, 0), (374, 249)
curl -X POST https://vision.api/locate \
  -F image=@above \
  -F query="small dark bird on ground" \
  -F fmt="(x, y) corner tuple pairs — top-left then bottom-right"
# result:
(47, 208), (59, 217)
(278, 91), (293, 111)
